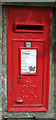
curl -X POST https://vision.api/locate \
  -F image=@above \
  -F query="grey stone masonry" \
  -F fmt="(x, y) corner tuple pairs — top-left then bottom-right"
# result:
(1, 6), (55, 119)
(0, 2), (2, 120)
(53, 8), (56, 119)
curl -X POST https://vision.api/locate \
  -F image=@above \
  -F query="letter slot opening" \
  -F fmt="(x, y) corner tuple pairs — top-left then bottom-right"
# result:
(15, 24), (44, 33)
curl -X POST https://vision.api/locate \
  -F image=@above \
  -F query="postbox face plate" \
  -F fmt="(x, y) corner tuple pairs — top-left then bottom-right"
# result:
(12, 42), (43, 106)
(7, 7), (51, 111)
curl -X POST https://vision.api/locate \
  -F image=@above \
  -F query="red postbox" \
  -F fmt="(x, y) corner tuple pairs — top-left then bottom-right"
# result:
(7, 7), (51, 111)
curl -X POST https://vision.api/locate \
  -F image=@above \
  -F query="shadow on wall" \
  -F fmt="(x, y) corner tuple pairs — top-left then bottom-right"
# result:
(4, 118), (55, 120)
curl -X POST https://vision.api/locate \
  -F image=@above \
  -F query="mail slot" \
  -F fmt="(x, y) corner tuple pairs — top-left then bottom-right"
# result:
(7, 7), (51, 111)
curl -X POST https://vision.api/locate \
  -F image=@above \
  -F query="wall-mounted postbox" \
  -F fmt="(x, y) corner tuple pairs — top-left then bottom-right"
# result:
(7, 7), (51, 111)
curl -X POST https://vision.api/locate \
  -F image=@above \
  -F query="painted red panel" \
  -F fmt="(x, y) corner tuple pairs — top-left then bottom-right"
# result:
(7, 7), (51, 111)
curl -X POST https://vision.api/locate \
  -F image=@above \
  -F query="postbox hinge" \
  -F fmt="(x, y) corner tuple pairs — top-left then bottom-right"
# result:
(12, 78), (13, 90)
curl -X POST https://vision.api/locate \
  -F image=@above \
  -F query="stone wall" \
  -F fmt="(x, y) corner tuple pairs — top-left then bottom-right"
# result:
(0, 6), (55, 119)
(53, 8), (56, 119)
(0, 2), (2, 120)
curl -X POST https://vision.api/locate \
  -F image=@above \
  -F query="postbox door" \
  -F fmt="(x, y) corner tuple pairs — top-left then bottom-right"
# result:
(7, 7), (51, 111)
(11, 41), (44, 108)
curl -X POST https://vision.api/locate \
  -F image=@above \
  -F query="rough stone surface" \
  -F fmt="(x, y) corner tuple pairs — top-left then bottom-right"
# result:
(0, 2), (2, 120)
(1, 6), (55, 119)
(53, 9), (56, 119)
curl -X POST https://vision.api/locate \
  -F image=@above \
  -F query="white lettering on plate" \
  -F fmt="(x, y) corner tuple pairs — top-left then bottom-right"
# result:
(21, 49), (37, 74)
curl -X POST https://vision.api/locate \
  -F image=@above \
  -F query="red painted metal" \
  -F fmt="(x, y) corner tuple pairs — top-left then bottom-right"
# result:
(7, 7), (51, 111)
